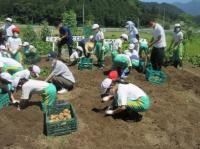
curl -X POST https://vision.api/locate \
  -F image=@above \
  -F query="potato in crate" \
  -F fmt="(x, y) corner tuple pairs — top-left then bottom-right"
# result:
(45, 100), (77, 136)
(78, 57), (93, 70)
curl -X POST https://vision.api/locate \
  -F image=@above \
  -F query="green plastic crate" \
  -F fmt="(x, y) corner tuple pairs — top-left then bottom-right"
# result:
(145, 67), (167, 85)
(0, 93), (10, 110)
(78, 57), (93, 70)
(45, 100), (78, 136)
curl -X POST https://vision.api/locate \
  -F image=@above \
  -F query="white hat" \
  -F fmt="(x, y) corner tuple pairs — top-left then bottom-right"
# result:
(23, 42), (29, 46)
(12, 77), (20, 88)
(5, 17), (12, 22)
(101, 78), (112, 94)
(121, 33), (128, 41)
(125, 21), (135, 27)
(175, 23), (181, 27)
(0, 62), (4, 68)
(92, 24), (99, 30)
(76, 46), (83, 52)
(0, 72), (12, 83)
(0, 45), (6, 50)
(89, 35), (94, 40)
(128, 44), (135, 50)
(32, 65), (41, 77)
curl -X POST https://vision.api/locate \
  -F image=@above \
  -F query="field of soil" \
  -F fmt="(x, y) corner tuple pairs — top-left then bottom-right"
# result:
(0, 57), (200, 149)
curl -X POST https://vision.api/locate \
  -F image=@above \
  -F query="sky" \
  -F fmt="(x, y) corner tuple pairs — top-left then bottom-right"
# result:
(140, 0), (192, 3)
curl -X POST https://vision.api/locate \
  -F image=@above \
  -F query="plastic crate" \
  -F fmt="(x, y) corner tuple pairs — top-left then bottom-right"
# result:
(145, 67), (167, 85)
(45, 100), (78, 136)
(78, 57), (93, 70)
(0, 93), (10, 110)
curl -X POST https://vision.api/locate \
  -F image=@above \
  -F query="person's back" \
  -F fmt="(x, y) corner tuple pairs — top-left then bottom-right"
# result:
(51, 60), (75, 83)
(153, 23), (166, 48)
(13, 69), (30, 80)
(0, 57), (22, 68)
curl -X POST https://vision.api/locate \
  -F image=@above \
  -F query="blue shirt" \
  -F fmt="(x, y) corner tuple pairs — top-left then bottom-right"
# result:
(59, 26), (73, 44)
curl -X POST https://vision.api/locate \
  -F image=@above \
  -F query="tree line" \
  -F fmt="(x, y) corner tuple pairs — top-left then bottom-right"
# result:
(0, 0), (194, 27)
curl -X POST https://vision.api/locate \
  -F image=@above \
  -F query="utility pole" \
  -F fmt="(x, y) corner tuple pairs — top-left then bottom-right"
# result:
(82, 0), (85, 27)
(137, 17), (140, 29)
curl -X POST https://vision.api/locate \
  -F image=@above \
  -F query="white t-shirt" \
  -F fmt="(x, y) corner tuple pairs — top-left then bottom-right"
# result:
(21, 80), (49, 100)
(129, 26), (139, 41)
(124, 50), (139, 60)
(1, 24), (16, 37)
(13, 69), (30, 80)
(117, 84), (147, 106)
(94, 31), (104, 42)
(7, 37), (22, 54)
(0, 57), (23, 68)
(152, 23), (166, 48)
(173, 31), (183, 43)
(70, 50), (79, 61)
(113, 38), (122, 50)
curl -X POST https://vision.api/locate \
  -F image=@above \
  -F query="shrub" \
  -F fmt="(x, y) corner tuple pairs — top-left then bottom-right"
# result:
(33, 40), (52, 55)
(40, 21), (51, 41)
(22, 25), (37, 43)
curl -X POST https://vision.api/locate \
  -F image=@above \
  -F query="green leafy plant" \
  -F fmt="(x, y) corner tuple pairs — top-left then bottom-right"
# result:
(40, 21), (51, 41)
(62, 10), (77, 35)
(33, 40), (52, 55)
(22, 25), (37, 43)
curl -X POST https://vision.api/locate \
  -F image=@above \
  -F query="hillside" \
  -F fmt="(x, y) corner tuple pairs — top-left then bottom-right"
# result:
(174, 0), (200, 16)
(0, 0), (185, 26)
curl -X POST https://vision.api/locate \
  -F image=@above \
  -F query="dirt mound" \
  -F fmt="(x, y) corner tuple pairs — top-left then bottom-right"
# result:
(0, 58), (200, 149)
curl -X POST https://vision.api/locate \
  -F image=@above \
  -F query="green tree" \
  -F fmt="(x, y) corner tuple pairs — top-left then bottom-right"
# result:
(22, 25), (37, 43)
(40, 21), (51, 41)
(62, 10), (77, 35)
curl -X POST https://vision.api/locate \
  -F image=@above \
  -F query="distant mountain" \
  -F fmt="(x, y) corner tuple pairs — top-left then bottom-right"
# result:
(174, 0), (200, 16)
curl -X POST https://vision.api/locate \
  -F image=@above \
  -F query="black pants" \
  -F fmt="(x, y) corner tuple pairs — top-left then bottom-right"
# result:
(57, 40), (73, 57)
(150, 47), (165, 70)
(52, 76), (74, 91)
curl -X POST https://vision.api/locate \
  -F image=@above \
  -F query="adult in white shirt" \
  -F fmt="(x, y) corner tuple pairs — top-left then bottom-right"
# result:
(1, 18), (16, 40)
(149, 20), (166, 70)
(169, 24), (184, 69)
(13, 65), (41, 80)
(0, 57), (23, 74)
(100, 78), (151, 116)
(125, 21), (139, 42)
(12, 78), (57, 112)
(92, 24), (105, 69)
(111, 33), (128, 60)
(7, 27), (22, 63)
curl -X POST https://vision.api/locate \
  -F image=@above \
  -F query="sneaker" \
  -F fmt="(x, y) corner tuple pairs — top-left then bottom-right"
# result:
(57, 88), (68, 94)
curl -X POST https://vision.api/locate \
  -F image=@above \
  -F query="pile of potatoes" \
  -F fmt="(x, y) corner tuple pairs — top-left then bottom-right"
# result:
(49, 108), (71, 123)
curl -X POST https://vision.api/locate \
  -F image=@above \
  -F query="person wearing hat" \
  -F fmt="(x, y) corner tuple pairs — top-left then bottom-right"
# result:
(12, 65), (41, 80)
(169, 23), (184, 69)
(0, 69), (19, 104)
(125, 21), (139, 43)
(92, 24), (105, 69)
(148, 19), (166, 70)
(124, 43), (140, 68)
(101, 78), (151, 116)
(12, 78), (56, 112)
(1, 17), (16, 40)
(69, 46), (84, 65)
(0, 57), (23, 74)
(78, 35), (94, 57)
(0, 45), (11, 58)
(54, 21), (73, 58)
(112, 54), (132, 79)
(112, 34), (128, 60)
(45, 52), (75, 94)
(7, 27), (23, 63)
